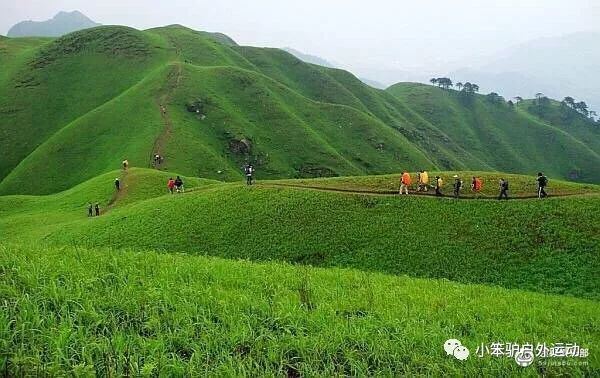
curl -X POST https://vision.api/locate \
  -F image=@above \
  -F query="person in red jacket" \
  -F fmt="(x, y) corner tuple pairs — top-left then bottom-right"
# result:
(167, 178), (175, 194)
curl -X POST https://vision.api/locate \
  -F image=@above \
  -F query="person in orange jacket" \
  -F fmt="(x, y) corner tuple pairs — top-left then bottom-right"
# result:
(471, 176), (483, 198)
(399, 171), (411, 195)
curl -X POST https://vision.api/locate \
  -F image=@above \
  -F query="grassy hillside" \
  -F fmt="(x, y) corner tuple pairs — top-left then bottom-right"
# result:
(1, 243), (598, 375)
(1, 25), (598, 196)
(0, 27), (172, 186)
(387, 83), (600, 182)
(2, 169), (598, 299)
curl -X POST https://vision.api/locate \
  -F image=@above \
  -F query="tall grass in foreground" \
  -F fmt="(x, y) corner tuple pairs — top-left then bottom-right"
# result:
(1, 244), (598, 376)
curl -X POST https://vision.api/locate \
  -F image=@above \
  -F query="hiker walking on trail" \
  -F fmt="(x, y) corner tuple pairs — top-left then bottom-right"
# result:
(160, 105), (167, 115)
(399, 171), (411, 195)
(95, 203), (100, 216)
(419, 170), (429, 192)
(153, 154), (162, 166)
(498, 178), (509, 200)
(453, 175), (462, 198)
(244, 164), (254, 185)
(471, 176), (482, 198)
(175, 176), (185, 193)
(88, 202), (93, 217)
(537, 172), (548, 198)
(435, 176), (444, 197)
(122, 159), (129, 170)
(167, 178), (176, 194)
(115, 178), (121, 191)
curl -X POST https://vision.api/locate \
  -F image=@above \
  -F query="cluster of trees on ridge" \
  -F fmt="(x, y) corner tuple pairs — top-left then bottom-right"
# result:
(429, 77), (599, 125)
(561, 96), (595, 118)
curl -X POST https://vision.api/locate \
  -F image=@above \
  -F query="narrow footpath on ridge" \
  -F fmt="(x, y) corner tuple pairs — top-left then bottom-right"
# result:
(258, 182), (598, 200)
(107, 169), (129, 209)
(151, 62), (184, 169)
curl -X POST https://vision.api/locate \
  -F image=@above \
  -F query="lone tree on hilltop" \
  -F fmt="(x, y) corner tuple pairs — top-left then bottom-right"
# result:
(562, 96), (576, 109)
(574, 101), (589, 117)
(486, 92), (504, 104)
(535, 93), (544, 103)
(439, 77), (453, 89)
(460, 82), (480, 96)
(430, 77), (453, 90)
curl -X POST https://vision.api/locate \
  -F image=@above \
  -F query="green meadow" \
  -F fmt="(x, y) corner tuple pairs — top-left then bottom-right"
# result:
(1, 24), (599, 376)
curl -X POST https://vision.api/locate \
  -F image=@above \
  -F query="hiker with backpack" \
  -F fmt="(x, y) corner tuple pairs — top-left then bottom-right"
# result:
(244, 164), (254, 185)
(167, 178), (175, 194)
(435, 176), (444, 196)
(420, 170), (429, 192)
(115, 178), (120, 191)
(175, 176), (185, 193)
(453, 175), (462, 198)
(399, 171), (411, 195)
(88, 202), (93, 217)
(471, 176), (482, 198)
(498, 178), (509, 200)
(122, 159), (129, 170)
(95, 203), (100, 216)
(537, 172), (548, 198)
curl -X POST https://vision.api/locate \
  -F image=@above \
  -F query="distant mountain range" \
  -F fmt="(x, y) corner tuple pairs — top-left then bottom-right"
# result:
(282, 47), (336, 68)
(283, 47), (387, 88)
(449, 31), (600, 113)
(7, 10), (100, 37)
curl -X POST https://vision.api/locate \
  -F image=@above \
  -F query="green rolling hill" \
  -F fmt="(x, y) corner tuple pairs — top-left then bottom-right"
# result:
(2, 168), (599, 299)
(0, 168), (599, 374)
(0, 25), (598, 196)
(1, 23), (599, 376)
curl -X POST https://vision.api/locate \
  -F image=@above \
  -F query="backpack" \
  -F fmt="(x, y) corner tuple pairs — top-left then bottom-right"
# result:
(437, 178), (444, 187)
(539, 176), (548, 187)
(503, 181), (509, 190)
(474, 178), (482, 191)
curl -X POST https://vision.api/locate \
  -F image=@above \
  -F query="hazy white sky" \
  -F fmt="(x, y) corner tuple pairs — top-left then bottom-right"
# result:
(2, 0), (599, 74)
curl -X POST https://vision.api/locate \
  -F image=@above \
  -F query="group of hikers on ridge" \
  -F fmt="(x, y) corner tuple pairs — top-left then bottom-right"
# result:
(108, 159), (550, 212)
(399, 170), (549, 199)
